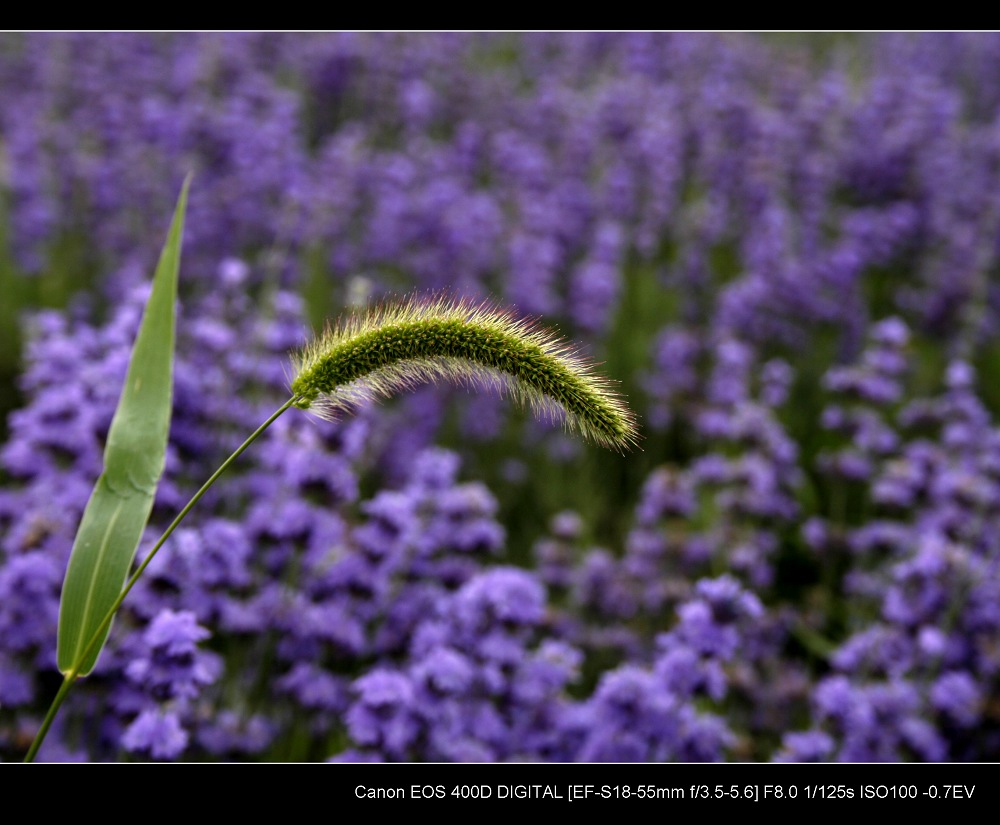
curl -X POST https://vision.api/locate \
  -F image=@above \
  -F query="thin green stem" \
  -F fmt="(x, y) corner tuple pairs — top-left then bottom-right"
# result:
(25, 396), (300, 763)
(23, 674), (75, 763)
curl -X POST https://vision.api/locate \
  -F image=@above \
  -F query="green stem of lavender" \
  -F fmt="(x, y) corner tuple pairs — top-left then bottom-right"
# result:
(25, 396), (300, 763)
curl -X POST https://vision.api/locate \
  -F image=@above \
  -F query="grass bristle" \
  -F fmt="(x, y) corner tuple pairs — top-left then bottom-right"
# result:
(290, 293), (639, 452)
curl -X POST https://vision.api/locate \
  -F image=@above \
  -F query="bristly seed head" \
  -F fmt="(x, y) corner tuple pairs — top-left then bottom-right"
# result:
(290, 293), (639, 452)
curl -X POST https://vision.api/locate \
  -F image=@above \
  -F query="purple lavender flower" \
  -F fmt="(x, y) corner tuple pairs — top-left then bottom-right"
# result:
(121, 709), (190, 761)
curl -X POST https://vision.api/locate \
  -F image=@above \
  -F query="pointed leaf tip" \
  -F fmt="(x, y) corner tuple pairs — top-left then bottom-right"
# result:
(57, 181), (189, 676)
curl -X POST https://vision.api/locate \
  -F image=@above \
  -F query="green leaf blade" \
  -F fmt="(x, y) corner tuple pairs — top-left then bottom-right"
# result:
(57, 177), (189, 676)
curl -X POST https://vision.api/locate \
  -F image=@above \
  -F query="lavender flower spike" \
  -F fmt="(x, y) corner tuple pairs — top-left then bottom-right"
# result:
(291, 294), (639, 451)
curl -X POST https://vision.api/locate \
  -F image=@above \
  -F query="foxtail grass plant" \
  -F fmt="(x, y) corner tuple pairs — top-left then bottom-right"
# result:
(26, 183), (638, 762)
(291, 295), (639, 451)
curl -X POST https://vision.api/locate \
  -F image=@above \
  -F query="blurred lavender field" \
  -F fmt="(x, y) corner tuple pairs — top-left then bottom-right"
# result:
(2, 32), (1000, 762)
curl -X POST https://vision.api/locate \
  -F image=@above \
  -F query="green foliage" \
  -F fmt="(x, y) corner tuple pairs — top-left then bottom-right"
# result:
(56, 177), (189, 676)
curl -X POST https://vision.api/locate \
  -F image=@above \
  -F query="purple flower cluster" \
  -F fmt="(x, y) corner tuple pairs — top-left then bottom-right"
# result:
(780, 321), (1000, 760)
(334, 571), (767, 762)
(117, 610), (221, 760)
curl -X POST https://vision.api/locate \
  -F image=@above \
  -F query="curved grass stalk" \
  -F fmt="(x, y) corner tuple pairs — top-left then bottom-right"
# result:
(291, 294), (640, 452)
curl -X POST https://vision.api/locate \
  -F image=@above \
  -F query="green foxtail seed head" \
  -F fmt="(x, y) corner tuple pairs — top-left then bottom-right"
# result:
(290, 294), (639, 451)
